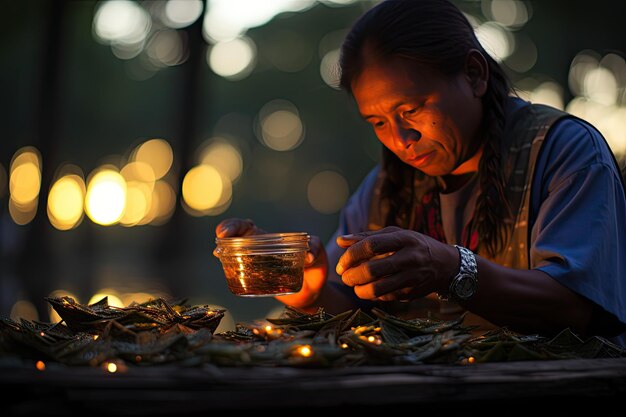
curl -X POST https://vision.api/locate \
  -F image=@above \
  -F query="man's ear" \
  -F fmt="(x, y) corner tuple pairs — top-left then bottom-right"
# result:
(465, 49), (489, 98)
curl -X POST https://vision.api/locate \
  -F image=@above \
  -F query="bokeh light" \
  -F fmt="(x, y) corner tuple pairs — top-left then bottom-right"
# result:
(93, 0), (151, 46)
(48, 174), (86, 231)
(199, 138), (244, 183)
(146, 29), (187, 67)
(207, 37), (257, 80)
(163, 0), (204, 29)
(85, 168), (127, 226)
(255, 99), (304, 151)
(307, 170), (349, 214)
(182, 164), (232, 215)
(320, 49), (341, 89)
(9, 147), (41, 225)
(88, 290), (124, 308)
(10, 300), (39, 322)
(475, 21), (514, 62)
(202, 0), (316, 43)
(132, 139), (173, 180)
(47, 290), (79, 323)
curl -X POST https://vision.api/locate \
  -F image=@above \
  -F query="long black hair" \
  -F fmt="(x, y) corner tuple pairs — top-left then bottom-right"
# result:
(339, 0), (512, 257)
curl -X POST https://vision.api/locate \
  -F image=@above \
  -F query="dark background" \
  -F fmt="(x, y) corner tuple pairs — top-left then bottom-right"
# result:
(1, 0), (624, 329)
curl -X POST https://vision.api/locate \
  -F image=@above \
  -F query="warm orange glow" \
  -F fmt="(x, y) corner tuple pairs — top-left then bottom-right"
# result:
(9, 300), (39, 322)
(48, 290), (79, 323)
(199, 139), (243, 182)
(89, 291), (124, 308)
(121, 161), (156, 185)
(48, 174), (86, 230)
(106, 362), (117, 373)
(182, 164), (227, 212)
(10, 147), (41, 207)
(468, 356), (476, 364)
(133, 139), (173, 180)
(120, 181), (151, 226)
(295, 345), (313, 357)
(8, 198), (37, 225)
(85, 168), (127, 226)
(35, 361), (45, 371)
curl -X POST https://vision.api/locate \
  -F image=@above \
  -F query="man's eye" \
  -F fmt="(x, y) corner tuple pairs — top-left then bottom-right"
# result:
(373, 121), (385, 128)
(404, 108), (417, 116)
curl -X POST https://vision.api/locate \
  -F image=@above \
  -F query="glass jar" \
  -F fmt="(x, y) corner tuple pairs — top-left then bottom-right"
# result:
(214, 232), (310, 297)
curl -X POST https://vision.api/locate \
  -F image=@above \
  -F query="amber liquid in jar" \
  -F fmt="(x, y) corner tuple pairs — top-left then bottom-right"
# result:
(220, 252), (305, 296)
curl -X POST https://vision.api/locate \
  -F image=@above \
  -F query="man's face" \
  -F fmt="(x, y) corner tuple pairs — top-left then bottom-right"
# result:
(351, 56), (484, 177)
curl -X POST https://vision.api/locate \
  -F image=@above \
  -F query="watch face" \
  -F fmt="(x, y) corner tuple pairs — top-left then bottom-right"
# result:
(454, 274), (477, 300)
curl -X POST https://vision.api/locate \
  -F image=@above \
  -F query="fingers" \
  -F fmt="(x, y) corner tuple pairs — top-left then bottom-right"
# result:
(336, 232), (402, 275)
(216, 218), (264, 238)
(351, 271), (418, 300)
(305, 235), (323, 267)
(336, 226), (402, 248)
(340, 252), (396, 286)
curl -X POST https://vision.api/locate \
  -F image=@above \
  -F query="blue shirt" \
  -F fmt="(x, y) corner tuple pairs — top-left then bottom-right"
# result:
(326, 100), (626, 347)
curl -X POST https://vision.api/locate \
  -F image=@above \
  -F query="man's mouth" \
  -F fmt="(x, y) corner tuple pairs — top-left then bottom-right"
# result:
(407, 150), (436, 167)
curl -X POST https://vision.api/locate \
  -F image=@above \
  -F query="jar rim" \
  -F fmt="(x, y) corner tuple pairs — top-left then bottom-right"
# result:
(215, 232), (310, 248)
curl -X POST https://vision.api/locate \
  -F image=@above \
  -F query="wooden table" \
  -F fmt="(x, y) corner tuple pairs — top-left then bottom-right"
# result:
(2, 357), (626, 415)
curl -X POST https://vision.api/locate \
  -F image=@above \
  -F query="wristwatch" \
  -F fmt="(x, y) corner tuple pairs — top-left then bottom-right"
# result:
(437, 245), (478, 303)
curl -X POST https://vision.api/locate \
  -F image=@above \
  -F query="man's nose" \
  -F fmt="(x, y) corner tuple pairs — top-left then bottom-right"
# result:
(393, 124), (422, 149)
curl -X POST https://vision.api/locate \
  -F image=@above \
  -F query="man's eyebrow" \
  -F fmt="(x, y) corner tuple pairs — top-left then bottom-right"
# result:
(360, 100), (407, 120)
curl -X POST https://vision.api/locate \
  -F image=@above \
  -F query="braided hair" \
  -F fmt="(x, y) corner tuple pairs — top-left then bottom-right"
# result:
(339, 0), (512, 257)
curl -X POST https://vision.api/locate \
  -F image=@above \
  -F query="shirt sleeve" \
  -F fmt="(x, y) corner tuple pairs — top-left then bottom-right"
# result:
(529, 117), (626, 326)
(325, 165), (380, 291)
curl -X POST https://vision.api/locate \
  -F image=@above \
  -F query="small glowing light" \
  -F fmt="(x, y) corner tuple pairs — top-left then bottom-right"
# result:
(10, 148), (42, 209)
(146, 29), (186, 67)
(202, 0), (316, 43)
(48, 174), (86, 231)
(468, 356), (476, 364)
(530, 81), (564, 110)
(489, 0), (529, 29)
(10, 162), (41, 206)
(307, 170), (349, 214)
(39, 332), (45, 337)
(8, 198), (37, 225)
(584, 67), (619, 106)
(320, 49), (341, 89)
(10, 300), (39, 322)
(93, 335), (99, 340)
(163, 0), (204, 29)
(88, 292), (124, 308)
(199, 138), (243, 182)
(107, 362), (118, 373)
(367, 335), (375, 343)
(36, 361), (46, 371)
(120, 181), (152, 226)
(85, 168), (127, 226)
(296, 345), (313, 357)
(475, 21), (514, 62)
(133, 139), (173, 180)
(255, 99), (304, 151)
(568, 51), (601, 97)
(93, 0), (151, 45)
(121, 161), (156, 185)
(207, 37), (256, 80)
(148, 180), (177, 225)
(182, 164), (226, 212)
(47, 290), (79, 323)
(265, 325), (272, 332)
(340, 343), (349, 349)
